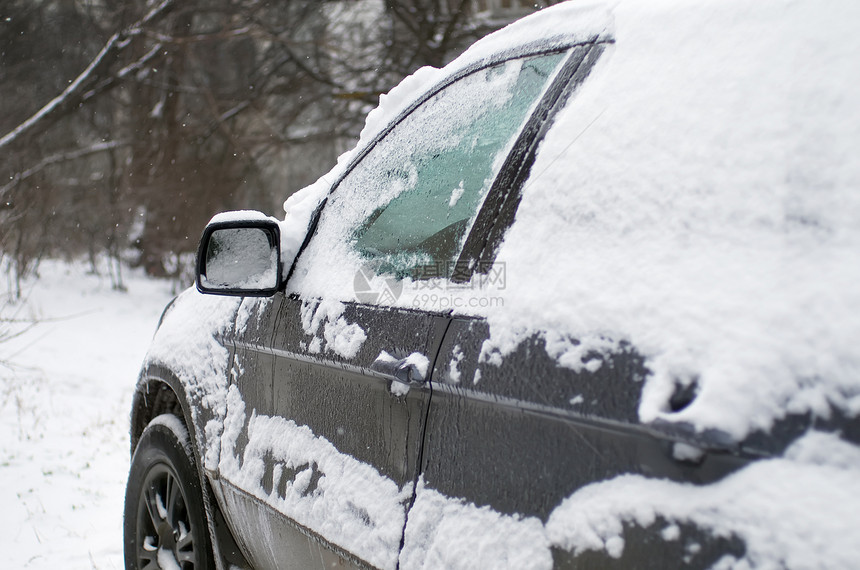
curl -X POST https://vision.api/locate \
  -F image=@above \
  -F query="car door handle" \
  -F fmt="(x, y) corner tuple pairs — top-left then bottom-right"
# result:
(370, 351), (429, 386)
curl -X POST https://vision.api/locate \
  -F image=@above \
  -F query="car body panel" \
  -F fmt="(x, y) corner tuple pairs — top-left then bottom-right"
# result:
(216, 293), (448, 569)
(402, 317), (753, 568)
(127, 1), (860, 568)
(206, 44), (599, 568)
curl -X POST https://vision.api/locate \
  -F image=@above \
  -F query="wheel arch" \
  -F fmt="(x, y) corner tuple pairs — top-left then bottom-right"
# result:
(130, 367), (191, 457)
(129, 364), (251, 570)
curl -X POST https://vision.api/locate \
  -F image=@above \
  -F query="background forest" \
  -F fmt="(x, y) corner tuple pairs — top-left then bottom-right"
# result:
(0, 0), (560, 295)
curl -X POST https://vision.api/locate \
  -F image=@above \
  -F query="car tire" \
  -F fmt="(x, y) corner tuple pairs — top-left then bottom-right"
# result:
(124, 414), (214, 570)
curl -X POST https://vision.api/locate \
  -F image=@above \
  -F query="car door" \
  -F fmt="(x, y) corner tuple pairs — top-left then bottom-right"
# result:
(396, 43), (757, 570)
(214, 47), (572, 570)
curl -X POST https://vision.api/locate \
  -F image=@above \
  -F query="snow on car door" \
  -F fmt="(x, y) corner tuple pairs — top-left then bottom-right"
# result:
(397, 42), (753, 570)
(215, 48), (569, 570)
(216, 293), (448, 570)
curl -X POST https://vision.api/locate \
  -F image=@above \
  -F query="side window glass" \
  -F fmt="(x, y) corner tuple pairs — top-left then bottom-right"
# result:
(291, 51), (565, 301)
(350, 52), (565, 277)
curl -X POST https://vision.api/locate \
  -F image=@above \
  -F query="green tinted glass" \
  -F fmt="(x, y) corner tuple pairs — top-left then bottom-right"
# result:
(348, 52), (565, 277)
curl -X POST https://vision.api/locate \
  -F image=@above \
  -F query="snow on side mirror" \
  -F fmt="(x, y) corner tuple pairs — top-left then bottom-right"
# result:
(195, 211), (281, 297)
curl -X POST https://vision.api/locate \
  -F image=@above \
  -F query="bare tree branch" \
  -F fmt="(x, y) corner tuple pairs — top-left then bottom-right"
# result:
(0, 0), (175, 152)
(0, 140), (132, 198)
(81, 42), (165, 103)
(148, 26), (252, 44)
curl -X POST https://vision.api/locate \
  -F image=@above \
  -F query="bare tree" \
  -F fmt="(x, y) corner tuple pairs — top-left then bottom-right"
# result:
(0, 0), (556, 286)
(0, 0), (175, 154)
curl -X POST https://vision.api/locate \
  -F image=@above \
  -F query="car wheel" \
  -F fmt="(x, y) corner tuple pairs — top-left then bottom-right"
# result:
(124, 414), (214, 570)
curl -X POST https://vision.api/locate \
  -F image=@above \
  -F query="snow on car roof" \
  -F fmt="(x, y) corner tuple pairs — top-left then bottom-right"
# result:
(356, 1), (613, 150)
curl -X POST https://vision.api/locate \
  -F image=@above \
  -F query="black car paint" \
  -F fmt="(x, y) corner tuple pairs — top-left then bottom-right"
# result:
(221, 294), (447, 568)
(425, 319), (754, 568)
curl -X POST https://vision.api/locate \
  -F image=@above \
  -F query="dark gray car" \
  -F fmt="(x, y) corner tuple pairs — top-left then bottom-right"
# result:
(123, 2), (860, 569)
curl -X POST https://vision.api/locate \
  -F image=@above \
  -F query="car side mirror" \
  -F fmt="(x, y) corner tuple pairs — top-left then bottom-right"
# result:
(195, 212), (282, 297)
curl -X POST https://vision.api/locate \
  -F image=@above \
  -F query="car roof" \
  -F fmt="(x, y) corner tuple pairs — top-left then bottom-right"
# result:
(356, 1), (614, 150)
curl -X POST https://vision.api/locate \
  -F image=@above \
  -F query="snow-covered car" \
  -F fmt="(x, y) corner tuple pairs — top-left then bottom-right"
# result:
(123, 1), (860, 569)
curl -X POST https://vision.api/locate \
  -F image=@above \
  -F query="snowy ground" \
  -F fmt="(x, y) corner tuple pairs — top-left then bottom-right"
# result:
(1, 259), (176, 569)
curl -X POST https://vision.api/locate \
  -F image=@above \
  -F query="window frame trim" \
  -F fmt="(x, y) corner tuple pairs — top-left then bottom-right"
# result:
(453, 40), (611, 281)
